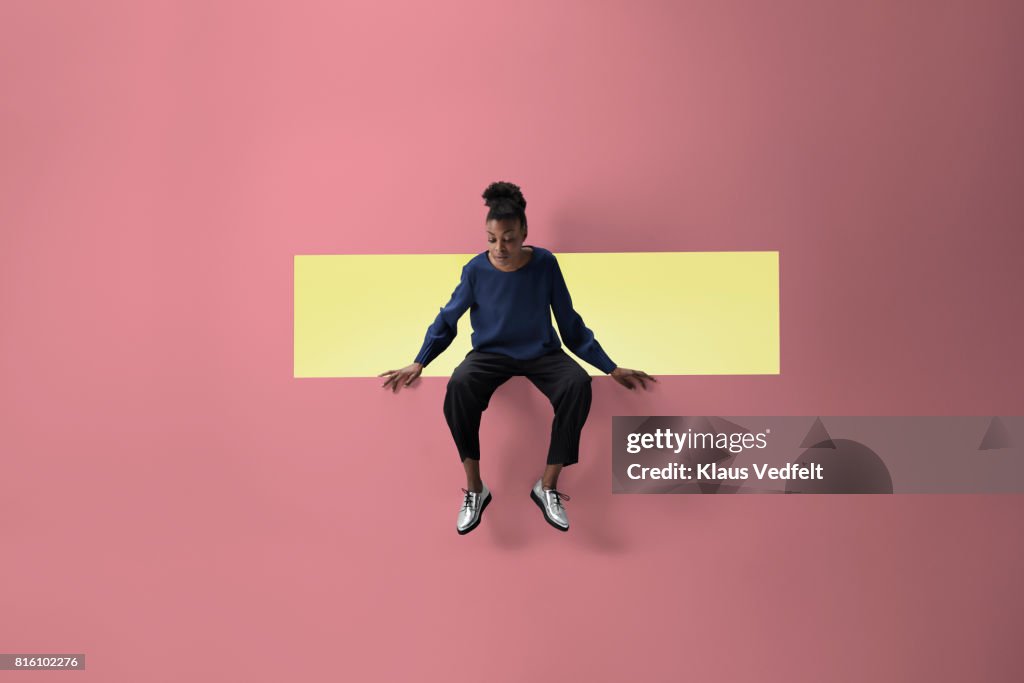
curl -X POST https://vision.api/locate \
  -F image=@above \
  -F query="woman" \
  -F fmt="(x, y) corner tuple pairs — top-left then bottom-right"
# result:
(379, 181), (655, 535)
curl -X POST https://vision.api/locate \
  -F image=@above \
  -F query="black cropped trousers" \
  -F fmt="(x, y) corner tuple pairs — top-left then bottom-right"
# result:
(443, 348), (593, 467)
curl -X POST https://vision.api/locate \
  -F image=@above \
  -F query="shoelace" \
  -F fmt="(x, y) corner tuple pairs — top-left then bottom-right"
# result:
(460, 488), (478, 512)
(546, 489), (570, 511)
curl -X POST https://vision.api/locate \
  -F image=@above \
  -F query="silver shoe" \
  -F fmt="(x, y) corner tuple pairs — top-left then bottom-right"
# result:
(457, 482), (491, 535)
(530, 478), (570, 531)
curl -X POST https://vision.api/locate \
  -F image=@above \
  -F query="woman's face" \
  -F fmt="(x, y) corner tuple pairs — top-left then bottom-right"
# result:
(486, 218), (527, 269)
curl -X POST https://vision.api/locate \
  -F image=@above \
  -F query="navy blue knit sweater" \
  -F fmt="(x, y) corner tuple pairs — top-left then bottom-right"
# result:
(413, 246), (617, 373)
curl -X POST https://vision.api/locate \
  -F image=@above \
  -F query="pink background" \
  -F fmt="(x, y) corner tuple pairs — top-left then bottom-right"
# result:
(2, 1), (1022, 681)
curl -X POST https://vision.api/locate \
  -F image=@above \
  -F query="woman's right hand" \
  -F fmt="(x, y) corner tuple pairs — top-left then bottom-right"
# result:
(378, 363), (423, 393)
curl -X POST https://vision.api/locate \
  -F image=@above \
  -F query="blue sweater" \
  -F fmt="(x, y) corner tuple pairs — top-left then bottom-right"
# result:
(413, 246), (617, 373)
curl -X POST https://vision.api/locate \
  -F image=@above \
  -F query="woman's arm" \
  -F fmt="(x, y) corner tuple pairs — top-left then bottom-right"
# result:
(549, 255), (656, 390)
(380, 265), (474, 394)
(550, 256), (617, 374)
(413, 264), (474, 368)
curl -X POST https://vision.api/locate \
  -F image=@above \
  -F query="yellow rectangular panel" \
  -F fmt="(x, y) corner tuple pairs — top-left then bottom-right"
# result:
(294, 252), (779, 377)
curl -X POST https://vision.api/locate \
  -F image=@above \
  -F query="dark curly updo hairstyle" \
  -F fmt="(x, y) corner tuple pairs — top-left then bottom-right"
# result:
(482, 181), (527, 235)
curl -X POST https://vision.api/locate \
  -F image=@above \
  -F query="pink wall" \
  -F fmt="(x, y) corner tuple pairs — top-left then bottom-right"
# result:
(2, 1), (1022, 681)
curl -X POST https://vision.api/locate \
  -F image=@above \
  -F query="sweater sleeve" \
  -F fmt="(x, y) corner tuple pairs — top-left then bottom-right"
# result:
(414, 264), (474, 367)
(550, 255), (617, 374)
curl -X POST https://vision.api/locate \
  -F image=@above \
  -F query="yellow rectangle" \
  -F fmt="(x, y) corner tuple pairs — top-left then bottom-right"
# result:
(293, 252), (779, 377)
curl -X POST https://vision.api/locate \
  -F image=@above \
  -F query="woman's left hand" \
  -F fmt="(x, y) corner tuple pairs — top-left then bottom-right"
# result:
(610, 367), (657, 391)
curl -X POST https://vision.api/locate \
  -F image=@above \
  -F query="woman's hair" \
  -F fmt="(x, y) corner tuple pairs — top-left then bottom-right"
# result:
(482, 181), (527, 233)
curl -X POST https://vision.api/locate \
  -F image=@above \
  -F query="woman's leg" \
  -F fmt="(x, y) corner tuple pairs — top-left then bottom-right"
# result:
(463, 458), (482, 493)
(525, 350), (593, 471)
(542, 463), (563, 490)
(444, 351), (515, 491)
